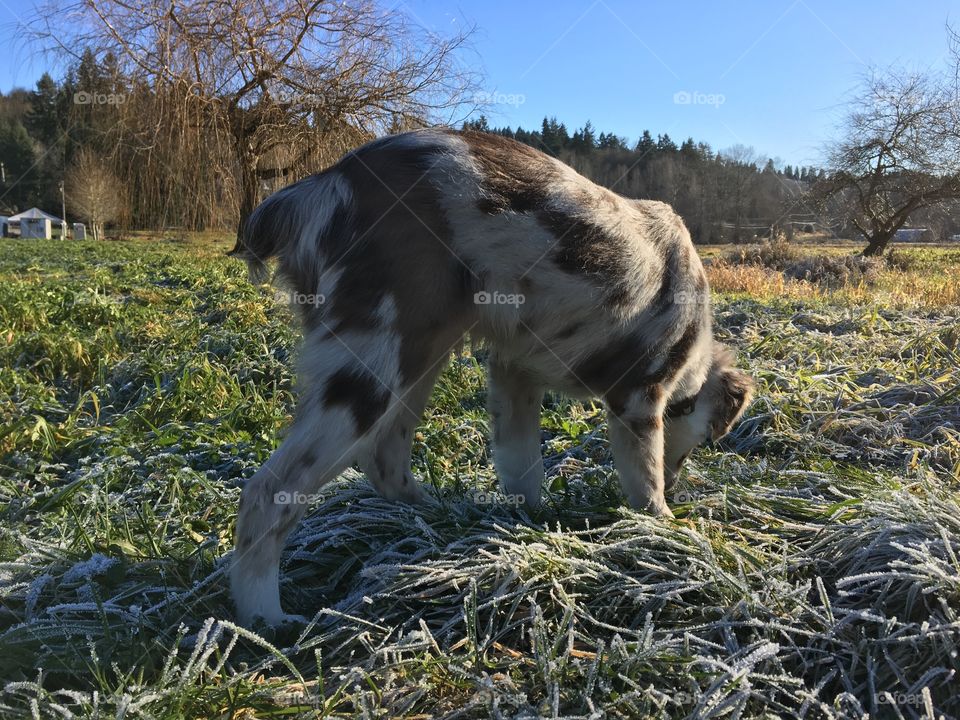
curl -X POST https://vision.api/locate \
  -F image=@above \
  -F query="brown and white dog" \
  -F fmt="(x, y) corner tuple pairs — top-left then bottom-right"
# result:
(228, 128), (754, 625)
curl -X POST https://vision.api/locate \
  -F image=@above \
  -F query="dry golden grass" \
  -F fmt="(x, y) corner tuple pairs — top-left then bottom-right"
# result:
(704, 243), (960, 309)
(706, 259), (820, 300)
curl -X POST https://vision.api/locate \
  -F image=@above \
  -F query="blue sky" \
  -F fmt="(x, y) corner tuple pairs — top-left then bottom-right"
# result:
(1, 0), (956, 166)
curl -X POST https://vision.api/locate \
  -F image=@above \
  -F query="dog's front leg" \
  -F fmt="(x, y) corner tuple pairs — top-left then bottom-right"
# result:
(607, 392), (672, 517)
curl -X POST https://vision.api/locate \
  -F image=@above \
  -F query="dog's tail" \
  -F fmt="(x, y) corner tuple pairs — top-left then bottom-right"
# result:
(227, 171), (353, 284)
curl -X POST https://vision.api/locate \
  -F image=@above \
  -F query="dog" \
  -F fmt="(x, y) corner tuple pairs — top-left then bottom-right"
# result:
(227, 128), (755, 625)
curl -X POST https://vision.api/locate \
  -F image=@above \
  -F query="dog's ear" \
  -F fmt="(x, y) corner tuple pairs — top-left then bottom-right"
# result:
(710, 350), (754, 441)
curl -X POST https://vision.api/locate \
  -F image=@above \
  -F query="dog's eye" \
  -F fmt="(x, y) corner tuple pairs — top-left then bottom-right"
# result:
(666, 396), (696, 418)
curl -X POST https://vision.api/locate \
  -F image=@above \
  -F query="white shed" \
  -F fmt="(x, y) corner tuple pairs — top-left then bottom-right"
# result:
(9, 208), (63, 239)
(21, 217), (52, 239)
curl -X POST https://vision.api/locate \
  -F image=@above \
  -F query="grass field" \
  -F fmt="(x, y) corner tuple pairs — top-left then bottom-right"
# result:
(1, 237), (959, 718)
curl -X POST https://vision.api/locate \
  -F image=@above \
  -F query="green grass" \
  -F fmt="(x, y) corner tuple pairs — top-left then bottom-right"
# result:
(1, 238), (958, 718)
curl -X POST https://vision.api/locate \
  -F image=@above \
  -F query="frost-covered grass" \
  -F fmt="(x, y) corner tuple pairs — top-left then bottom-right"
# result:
(1, 237), (959, 719)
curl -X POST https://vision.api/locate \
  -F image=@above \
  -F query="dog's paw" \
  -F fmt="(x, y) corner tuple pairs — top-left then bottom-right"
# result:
(249, 612), (312, 644)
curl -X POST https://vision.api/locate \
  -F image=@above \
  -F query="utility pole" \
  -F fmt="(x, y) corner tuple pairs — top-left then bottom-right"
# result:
(59, 180), (67, 239)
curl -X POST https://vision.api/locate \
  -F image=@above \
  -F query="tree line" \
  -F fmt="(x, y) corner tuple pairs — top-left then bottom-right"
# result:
(1, 66), (822, 245)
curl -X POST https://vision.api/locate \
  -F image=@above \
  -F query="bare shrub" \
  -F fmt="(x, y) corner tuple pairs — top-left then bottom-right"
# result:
(727, 238), (802, 271)
(783, 254), (884, 288)
(883, 249), (918, 272)
(65, 147), (124, 241)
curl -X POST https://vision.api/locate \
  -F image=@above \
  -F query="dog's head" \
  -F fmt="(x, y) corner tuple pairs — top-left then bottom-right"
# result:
(663, 344), (754, 488)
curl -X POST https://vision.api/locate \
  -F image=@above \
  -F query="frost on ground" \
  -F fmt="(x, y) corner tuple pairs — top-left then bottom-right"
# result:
(0, 240), (958, 718)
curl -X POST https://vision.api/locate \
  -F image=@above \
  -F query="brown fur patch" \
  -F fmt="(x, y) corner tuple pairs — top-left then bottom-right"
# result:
(708, 347), (755, 440)
(460, 130), (556, 214)
(538, 208), (633, 308)
(576, 319), (702, 416)
(323, 366), (390, 435)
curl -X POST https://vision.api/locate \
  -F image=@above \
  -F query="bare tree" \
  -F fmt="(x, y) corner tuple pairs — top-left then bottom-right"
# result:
(817, 68), (960, 256)
(25, 0), (478, 236)
(66, 147), (123, 240)
(722, 145), (760, 242)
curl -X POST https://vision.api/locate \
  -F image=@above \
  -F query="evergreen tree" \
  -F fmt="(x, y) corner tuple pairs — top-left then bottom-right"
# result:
(0, 118), (40, 211)
(598, 132), (626, 150)
(25, 73), (64, 148)
(679, 137), (698, 161)
(463, 115), (490, 132)
(656, 133), (677, 153)
(571, 120), (596, 153)
(540, 116), (569, 156)
(635, 130), (655, 155)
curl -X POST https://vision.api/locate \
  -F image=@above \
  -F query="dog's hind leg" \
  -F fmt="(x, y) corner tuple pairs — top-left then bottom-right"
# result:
(487, 358), (545, 508)
(231, 333), (401, 626)
(360, 349), (453, 504)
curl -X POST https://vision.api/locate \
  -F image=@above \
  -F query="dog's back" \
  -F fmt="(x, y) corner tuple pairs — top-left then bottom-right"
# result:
(232, 128), (712, 405)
